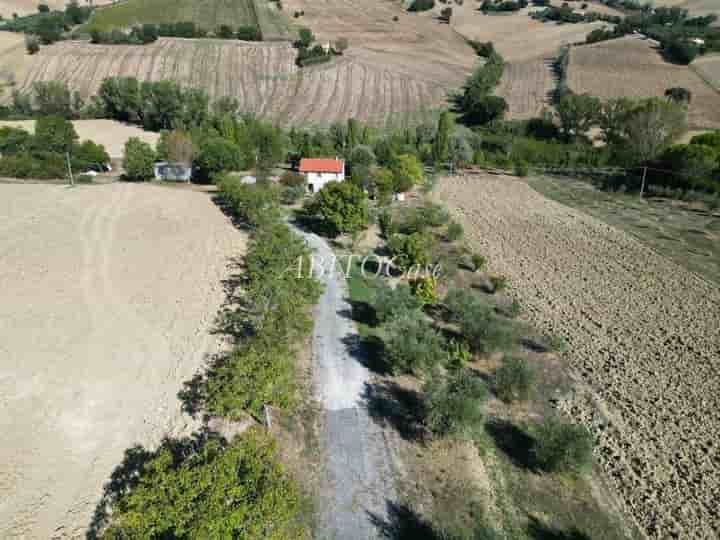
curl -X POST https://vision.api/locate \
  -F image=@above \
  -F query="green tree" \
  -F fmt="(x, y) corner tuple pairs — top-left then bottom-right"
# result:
(101, 429), (308, 539)
(347, 117), (361, 149)
(72, 140), (110, 170)
(432, 111), (452, 164)
(623, 98), (687, 164)
(556, 93), (601, 140)
(35, 116), (78, 154)
(0, 126), (33, 154)
(383, 311), (447, 374)
(298, 27), (314, 48)
(445, 289), (514, 354)
(660, 144), (718, 184)
(140, 80), (185, 131)
(25, 35), (39, 54)
(306, 181), (369, 236)
(598, 97), (633, 145)
(32, 81), (72, 117)
(99, 77), (142, 123)
(464, 94), (508, 126)
(123, 137), (156, 181)
(534, 416), (595, 474)
(390, 153), (423, 193)
(372, 282), (423, 323)
(386, 232), (432, 271)
(665, 86), (692, 105)
(194, 137), (242, 182)
(448, 133), (473, 168)
(493, 356), (535, 402)
(423, 368), (488, 437)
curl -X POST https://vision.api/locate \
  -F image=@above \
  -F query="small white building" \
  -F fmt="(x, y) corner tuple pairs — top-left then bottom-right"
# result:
(154, 162), (192, 182)
(299, 158), (345, 192)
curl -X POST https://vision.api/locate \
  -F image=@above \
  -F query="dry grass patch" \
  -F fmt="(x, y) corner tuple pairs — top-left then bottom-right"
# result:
(568, 36), (720, 129)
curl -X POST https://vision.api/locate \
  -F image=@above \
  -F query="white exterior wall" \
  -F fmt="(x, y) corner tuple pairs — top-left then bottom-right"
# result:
(306, 171), (345, 192)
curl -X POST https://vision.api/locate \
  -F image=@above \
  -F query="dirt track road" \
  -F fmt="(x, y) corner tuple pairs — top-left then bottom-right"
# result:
(298, 229), (397, 540)
(435, 174), (720, 539)
(0, 183), (246, 538)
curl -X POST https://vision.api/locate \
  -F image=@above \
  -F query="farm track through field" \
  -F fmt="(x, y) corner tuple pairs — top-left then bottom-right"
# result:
(435, 174), (720, 539)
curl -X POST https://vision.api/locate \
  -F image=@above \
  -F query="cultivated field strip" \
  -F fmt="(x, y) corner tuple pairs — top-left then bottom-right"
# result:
(568, 37), (720, 130)
(16, 38), (451, 125)
(495, 57), (555, 120)
(436, 174), (720, 539)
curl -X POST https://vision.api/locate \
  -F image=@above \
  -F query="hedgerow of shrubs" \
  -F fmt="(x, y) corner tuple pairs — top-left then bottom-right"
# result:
(371, 281), (423, 323)
(445, 289), (515, 354)
(101, 429), (308, 539)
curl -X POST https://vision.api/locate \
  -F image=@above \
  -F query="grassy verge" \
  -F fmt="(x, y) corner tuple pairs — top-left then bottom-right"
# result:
(529, 175), (720, 285)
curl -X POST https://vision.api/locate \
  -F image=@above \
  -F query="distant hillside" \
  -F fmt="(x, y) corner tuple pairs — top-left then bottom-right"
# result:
(84, 0), (292, 40)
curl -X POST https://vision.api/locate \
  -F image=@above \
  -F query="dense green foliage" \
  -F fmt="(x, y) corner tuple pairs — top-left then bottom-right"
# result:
(534, 417), (595, 474)
(386, 232), (433, 271)
(383, 311), (447, 374)
(194, 137), (243, 181)
(1, 1), (91, 44)
(458, 51), (506, 126)
(101, 429), (307, 539)
(123, 137), (156, 181)
(305, 181), (369, 236)
(445, 289), (515, 354)
(423, 368), (488, 437)
(0, 116), (109, 179)
(372, 282), (423, 323)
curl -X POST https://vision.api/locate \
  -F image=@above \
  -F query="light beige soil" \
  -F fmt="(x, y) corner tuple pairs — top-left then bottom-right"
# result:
(434, 173), (720, 539)
(568, 36), (720, 130)
(0, 119), (160, 158)
(692, 54), (720, 90)
(5, 38), (461, 126)
(495, 57), (555, 120)
(0, 183), (246, 538)
(0, 0), (114, 17)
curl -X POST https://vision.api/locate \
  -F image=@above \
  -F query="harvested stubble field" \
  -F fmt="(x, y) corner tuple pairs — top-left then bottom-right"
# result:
(567, 36), (720, 130)
(0, 183), (247, 538)
(434, 173), (720, 539)
(0, 119), (159, 158)
(495, 57), (556, 120)
(9, 38), (456, 126)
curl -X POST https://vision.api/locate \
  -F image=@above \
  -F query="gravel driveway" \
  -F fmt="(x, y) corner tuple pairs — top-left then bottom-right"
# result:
(297, 228), (397, 540)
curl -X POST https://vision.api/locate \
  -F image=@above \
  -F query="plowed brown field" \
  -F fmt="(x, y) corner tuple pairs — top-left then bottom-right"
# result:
(568, 36), (720, 130)
(10, 38), (463, 126)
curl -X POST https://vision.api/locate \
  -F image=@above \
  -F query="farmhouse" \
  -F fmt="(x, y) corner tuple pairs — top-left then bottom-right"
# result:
(299, 158), (345, 192)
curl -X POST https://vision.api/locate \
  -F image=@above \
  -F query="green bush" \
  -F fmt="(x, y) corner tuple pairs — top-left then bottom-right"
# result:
(493, 357), (535, 402)
(372, 282), (423, 323)
(410, 275), (439, 305)
(488, 274), (508, 293)
(423, 368), (488, 437)
(305, 181), (369, 236)
(217, 176), (281, 227)
(447, 221), (464, 241)
(533, 416), (595, 474)
(123, 137), (156, 181)
(101, 429), (308, 539)
(402, 201), (450, 233)
(383, 311), (447, 374)
(377, 208), (397, 238)
(445, 289), (515, 354)
(279, 170), (306, 187)
(204, 338), (296, 420)
(386, 232), (432, 271)
(194, 137), (243, 182)
(470, 253), (487, 272)
(514, 160), (529, 177)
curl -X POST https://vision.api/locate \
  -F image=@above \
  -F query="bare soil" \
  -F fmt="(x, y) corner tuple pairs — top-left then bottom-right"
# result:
(434, 173), (720, 539)
(568, 36), (720, 130)
(0, 183), (247, 538)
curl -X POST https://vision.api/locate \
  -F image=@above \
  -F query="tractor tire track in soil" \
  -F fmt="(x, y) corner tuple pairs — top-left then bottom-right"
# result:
(434, 174), (720, 539)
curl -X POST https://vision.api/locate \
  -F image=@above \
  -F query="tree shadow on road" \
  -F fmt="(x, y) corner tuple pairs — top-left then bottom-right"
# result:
(341, 333), (391, 375)
(368, 500), (440, 539)
(362, 380), (427, 442)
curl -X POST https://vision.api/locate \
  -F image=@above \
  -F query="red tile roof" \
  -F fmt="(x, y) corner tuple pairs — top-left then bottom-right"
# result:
(299, 158), (344, 174)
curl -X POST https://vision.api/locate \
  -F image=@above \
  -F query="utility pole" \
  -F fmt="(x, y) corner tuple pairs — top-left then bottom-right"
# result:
(639, 165), (647, 198)
(66, 152), (74, 186)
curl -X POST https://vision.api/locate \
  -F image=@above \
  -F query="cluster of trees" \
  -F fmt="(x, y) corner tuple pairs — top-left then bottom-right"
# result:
(4, 0), (91, 49)
(89, 22), (263, 45)
(582, 6), (720, 62)
(0, 116), (108, 179)
(646, 130), (720, 194)
(533, 3), (622, 24)
(457, 49), (507, 126)
(294, 28), (346, 67)
(408, 0), (435, 12)
(480, 0), (528, 13)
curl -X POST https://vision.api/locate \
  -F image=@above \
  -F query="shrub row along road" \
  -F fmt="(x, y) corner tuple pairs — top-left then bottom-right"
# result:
(297, 228), (397, 539)
(434, 174), (720, 539)
(0, 183), (246, 538)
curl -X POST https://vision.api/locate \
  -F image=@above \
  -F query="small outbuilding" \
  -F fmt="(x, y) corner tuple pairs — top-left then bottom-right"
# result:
(154, 162), (192, 182)
(299, 158), (345, 192)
